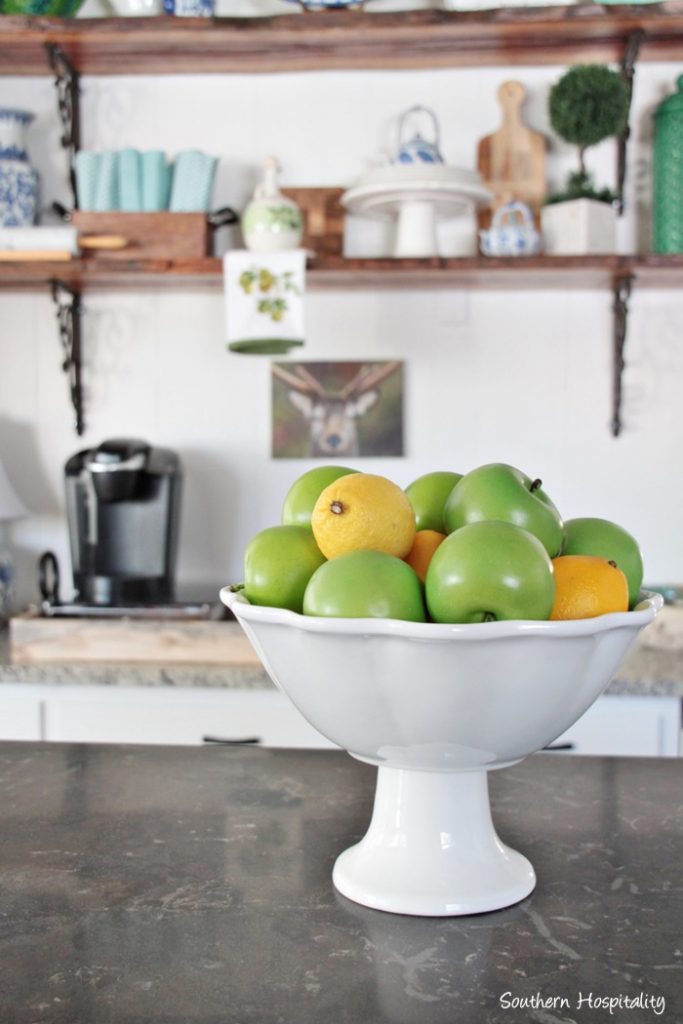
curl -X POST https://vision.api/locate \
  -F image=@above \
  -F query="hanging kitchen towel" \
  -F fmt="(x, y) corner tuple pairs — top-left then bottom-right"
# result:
(223, 249), (306, 354)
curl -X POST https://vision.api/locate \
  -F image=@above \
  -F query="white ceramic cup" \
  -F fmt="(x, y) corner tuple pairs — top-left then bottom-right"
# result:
(108, 0), (163, 16)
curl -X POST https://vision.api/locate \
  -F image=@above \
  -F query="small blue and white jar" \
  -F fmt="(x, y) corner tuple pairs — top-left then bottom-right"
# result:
(0, 109), (39, 228)
(163, 0), (213, 15)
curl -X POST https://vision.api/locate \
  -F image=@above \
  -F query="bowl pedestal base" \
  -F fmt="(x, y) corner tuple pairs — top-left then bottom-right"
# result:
(332, 765), (536, 917)
(395, 200), (438, 257)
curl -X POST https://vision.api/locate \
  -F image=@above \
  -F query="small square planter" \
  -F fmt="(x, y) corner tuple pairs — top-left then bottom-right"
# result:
(541, 198), (617, 256)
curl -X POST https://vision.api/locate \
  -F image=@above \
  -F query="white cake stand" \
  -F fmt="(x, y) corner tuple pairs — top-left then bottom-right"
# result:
(342, 165), (492, 257)
(220, 587), (661, 917)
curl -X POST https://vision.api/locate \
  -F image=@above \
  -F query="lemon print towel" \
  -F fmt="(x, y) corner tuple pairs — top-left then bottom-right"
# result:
(224, 249), (306, 355)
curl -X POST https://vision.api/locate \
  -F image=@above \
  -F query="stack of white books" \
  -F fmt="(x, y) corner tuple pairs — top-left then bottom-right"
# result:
(0, 226), (79, 261)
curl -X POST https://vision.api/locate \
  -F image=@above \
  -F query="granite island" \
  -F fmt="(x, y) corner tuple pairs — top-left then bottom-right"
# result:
(0, 743), (680, 1024)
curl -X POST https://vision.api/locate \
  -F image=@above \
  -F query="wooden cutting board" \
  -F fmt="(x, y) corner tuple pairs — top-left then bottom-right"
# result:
(477, 80), (547, 229)
(10, 613), (261, 666)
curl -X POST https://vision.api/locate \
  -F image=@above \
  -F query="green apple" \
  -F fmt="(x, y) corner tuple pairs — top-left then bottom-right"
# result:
(562, 517), (644, 607)
(303, 550), (426, 622)
(425, 520), (555, 623)
(444, 462), (564, 558)
(282, 465), (356, 528)
(244, 525), (326, 613)
(405, 471), (462, 533)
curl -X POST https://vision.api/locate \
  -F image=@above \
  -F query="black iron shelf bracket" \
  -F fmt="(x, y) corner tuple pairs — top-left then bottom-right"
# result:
(611, 273), (632, 438)
(616, 29), (645, 216)
(50, 280), (85, 436)
(45, 43), (81, 209)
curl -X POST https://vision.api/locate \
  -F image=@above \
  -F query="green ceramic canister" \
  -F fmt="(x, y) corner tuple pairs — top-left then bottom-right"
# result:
(653, 75), (683, 253)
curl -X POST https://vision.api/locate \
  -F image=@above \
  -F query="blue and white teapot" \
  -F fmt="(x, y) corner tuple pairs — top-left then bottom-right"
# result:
(479, 201), (541, 257)
(393, 106), (444, 166)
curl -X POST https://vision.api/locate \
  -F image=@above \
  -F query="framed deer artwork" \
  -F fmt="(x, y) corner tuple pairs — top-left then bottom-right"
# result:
(271, 360), (404, 459)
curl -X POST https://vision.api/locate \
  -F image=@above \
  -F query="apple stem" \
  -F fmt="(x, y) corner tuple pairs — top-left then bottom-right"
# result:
(330, 501), (345, 515)
(483, 612), (496, 622)
(608, 560), (618, 568)
(529, 478), (542, 493)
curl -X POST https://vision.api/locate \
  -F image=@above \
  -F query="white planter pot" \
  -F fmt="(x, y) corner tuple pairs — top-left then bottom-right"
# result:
(541, 198), (617, 256)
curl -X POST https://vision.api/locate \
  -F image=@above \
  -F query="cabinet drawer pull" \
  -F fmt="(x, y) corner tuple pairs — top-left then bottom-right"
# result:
(202, 735), (261, 745)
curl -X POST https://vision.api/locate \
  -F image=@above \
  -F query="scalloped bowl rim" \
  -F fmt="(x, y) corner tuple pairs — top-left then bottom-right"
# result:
(220, 587), (662, 640)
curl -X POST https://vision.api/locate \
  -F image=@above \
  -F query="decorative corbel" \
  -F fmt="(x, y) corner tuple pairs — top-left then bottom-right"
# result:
(611, 274), (632, 437)
(616, 29), (645, 216)
(51, 280), (84, 436)
(46, 43), (81, 209)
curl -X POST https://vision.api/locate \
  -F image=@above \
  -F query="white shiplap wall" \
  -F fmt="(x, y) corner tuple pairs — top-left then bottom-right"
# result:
(0, 18), (681, 605)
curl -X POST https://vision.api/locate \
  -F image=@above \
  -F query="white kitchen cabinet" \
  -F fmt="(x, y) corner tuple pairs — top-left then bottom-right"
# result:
(0, 684), (679, 756)
(548, 694), (681, 758)
(41, 686), (338, 749)
(0, 685), (43, 741)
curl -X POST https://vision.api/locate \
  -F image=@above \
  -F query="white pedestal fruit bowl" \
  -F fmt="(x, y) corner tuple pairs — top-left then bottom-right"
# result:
(220, 586), (661, 917)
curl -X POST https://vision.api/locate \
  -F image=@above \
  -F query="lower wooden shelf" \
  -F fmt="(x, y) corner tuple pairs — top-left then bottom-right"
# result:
(1, 253), (683, 290)
(2, 251), (676, 438)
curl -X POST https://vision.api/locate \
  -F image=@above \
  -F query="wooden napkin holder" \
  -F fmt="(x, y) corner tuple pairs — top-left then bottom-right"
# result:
(72, 211), (212, 261)
(282, 187), (345, 258)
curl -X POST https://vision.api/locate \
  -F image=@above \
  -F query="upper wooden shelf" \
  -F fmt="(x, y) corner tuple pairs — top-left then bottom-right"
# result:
(1, 253), (682, 290)
(3, 4), (683, 75)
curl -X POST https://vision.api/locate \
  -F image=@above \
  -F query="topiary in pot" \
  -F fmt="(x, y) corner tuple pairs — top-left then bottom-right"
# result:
(542, 65), (630, 255)
(546, 64), (630, 206)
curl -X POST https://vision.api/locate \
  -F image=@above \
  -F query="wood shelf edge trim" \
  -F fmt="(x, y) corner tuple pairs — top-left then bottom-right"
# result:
(3, 5), (683, 74)
(1, 254), (683, 289)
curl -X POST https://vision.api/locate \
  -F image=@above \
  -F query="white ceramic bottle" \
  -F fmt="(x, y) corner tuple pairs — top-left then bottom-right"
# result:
(242, 156), (304, 253)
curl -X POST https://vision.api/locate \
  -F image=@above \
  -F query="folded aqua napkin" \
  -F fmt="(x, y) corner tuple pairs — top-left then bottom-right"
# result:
(94, 150), (118, 212)
(170, 150), (217, 213)
(118, 148), (142, 212)
(141, 150), (171, 212)
(74, 151), (101, 212)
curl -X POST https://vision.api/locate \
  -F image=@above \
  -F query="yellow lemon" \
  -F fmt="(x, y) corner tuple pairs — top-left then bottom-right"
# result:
(311, 473), (416, 560)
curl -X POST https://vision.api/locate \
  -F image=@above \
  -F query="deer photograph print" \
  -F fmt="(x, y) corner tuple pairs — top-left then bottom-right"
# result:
(271, 360), (404, 459)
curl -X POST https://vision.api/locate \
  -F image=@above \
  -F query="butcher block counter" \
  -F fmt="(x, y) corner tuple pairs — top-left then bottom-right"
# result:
(0, 743), (680, 1024)
(2, 614), (683, 696)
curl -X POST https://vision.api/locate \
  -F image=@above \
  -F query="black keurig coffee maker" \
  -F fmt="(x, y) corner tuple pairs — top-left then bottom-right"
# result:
(64, 439), (182, 607)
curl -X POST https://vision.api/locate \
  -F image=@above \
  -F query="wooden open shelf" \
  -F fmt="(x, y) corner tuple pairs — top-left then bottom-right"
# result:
(2, 4), (683, 75)
(1, 253), (682, 291)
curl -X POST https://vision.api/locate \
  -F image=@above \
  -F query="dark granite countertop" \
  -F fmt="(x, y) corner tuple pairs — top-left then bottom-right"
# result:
(0, 744), (681, 1024)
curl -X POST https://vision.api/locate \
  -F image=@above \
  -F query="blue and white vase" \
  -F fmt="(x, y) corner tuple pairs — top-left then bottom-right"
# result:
(0, 109), (39, 228)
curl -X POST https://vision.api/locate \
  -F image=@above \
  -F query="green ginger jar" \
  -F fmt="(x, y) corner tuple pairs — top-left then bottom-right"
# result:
(653, 75), (683, 254)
